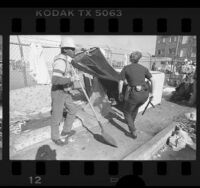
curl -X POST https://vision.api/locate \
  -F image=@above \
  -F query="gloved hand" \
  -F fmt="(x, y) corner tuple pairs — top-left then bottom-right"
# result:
(118, 93), (124, 102)
(71, 74), (80, 82)
(66, 56), (73, 64)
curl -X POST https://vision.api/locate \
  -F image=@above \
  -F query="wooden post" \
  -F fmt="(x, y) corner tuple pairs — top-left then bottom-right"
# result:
(174, 36), (180, 74)
(17, 36), (28, 87)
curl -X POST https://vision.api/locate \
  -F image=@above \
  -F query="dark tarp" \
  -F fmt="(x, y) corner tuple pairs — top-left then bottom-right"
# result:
(73, 47), (122, 100)
(73, 47), (120, 82)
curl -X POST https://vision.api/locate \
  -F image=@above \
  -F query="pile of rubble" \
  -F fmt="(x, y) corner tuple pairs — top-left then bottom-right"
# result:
(170, 70), (196, 106)
(152, 144), (168, 159)
(167, 111), (196, 151)
(10, 120), (28, 135)
(152, 110), (196, 160)
(170, 82), (193, 103)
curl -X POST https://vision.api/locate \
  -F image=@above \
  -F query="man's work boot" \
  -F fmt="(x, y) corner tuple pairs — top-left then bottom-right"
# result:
(61, 130), (76, 138)
(130, 130), (137, 139)
(125, 126), (137, 139)
(125, 131), (137, 139)
(52, 138), (68, 146)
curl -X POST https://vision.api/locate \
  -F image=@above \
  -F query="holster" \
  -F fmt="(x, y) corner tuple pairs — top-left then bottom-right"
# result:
(133, 82), (150, 92)
(124, 85), (131, 101)
(145, 81), (152, 93)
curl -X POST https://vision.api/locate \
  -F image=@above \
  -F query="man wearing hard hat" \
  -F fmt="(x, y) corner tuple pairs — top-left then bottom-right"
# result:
(51, 36), (78, 146)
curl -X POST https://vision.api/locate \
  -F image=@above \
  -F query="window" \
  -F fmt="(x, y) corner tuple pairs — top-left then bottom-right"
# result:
(161, 49), (165, 56)
(180, 48), (187, 57)
(192, 36), (196, 46)
(182, 36), (189, 44)
(169, 37), (172, 43)
(191, 52), (196, 58)
(191, 47), (196, 57)
(169, 48), (176, 55)
(157, 49), (165, 56)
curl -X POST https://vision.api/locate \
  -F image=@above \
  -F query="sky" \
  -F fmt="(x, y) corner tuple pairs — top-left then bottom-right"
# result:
(24, 35), (157, 55)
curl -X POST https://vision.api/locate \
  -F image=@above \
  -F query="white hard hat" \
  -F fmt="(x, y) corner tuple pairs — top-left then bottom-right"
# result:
(61, 36), (76, 48)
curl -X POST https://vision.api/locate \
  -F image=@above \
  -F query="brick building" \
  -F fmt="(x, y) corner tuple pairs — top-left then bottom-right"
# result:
(155, 36), (196, 63)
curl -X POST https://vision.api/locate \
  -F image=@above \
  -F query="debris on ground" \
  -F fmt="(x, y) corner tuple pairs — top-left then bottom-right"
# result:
(152, 144), (168, 160)
(168, 129), (194, 151)
(162, 86), (176, 97)
(167, 112), (196, 151)
(10, 120), (28, 134)
(185, 110), (196, 122)
(174, 112), (196, 143)
(68, 137), (75, 143)
(170, 82), (193, 103)
(169, 70), (195, 106)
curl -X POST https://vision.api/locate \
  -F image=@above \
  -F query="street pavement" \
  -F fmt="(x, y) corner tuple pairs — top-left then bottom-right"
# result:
(10, 99), (193, 160)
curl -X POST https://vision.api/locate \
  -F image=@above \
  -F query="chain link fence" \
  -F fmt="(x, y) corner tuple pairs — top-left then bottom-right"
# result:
(10, 36), (153, 90)
(10, 36), (60, 90)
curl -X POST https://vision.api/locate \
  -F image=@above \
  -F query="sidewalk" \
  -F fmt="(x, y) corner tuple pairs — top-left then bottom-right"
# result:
(10, 99), (193, 160)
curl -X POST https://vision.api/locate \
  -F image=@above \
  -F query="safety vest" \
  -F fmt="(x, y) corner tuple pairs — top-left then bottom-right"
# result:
(52, 54), (72, 78)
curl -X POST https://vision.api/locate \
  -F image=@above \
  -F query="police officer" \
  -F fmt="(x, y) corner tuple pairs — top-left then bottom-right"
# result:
(151, 62), (157, 71)
(51, 36), (78, 146)
(118, 51), (154, 139)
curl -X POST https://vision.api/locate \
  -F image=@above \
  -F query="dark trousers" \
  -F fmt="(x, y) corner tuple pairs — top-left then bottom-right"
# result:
(123, 89), (149, 133)
(51, 90), (77, 140)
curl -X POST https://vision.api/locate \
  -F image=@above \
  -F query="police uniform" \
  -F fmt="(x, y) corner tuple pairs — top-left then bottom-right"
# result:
(120, 52), (152, 136)
(51, 53), (77, 141)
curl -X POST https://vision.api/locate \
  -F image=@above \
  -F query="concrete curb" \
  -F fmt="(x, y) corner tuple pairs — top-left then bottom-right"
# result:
(122, 122), (177, 160)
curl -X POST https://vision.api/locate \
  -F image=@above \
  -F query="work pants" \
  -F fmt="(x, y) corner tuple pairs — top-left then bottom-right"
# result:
(123, 89), (149, 133)
(51, 90), (77, 140)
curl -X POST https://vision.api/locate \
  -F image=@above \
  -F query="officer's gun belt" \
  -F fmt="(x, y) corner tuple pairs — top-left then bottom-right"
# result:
(52, 83), (73, 91)
(130, 84), (148, 92)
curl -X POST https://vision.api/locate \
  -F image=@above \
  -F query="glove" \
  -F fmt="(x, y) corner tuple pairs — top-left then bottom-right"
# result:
(118, 93), (124, 102)
(71, 74), (80, 81)
(66, 56), (73, 64)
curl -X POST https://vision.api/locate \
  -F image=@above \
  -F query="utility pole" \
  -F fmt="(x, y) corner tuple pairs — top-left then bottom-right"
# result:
(174, 36), (180, 74)
(17, 35), (28, 87)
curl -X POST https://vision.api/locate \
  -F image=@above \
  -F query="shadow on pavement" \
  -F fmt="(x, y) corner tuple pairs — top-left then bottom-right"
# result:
(107, 113), (137, 140)
(81, 120), (117, 148)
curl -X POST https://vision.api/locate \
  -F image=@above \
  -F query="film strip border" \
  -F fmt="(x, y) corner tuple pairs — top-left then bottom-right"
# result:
(0, 8), (199, 186)
(11, 17), (193, 33)
(4, 161), (197, 186)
